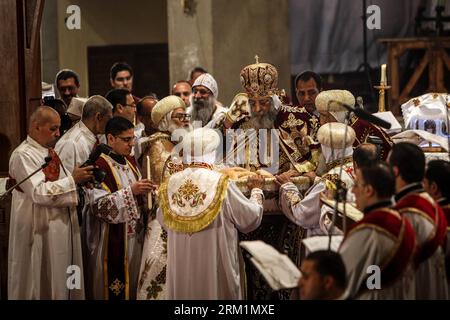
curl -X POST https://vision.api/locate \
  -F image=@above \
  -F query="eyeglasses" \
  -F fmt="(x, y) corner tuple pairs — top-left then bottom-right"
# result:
(123, 103), (136, 109)
(175, 92), (191, 97)
(171, 113), (191, 121)
(193, 88), (211, 96)
(115, 136), (136, 143)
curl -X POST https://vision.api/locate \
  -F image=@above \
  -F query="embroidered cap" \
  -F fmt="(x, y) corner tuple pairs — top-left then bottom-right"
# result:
(192, 73), (219, 98)
(151, 95), (186, 126)
(315, 90), (355, 112)
(317, 122), (356, 149)
(181, 127), (221, 164)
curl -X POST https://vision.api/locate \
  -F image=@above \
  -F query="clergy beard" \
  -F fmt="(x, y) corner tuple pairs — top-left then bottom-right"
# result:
(192, 96), (215, 126)
(168, 121), (193, 133)
(247, 104), (278, 130)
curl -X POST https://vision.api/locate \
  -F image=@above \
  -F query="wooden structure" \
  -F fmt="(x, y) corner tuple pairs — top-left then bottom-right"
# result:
(0, 0), (45, 300)
(379, 37), (450, 115)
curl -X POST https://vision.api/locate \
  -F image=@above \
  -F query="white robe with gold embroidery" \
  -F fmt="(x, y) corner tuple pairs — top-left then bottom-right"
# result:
(8, 136), (84, 299)
(157, 167), (264, 299)
(84, 155), (144, 299)
(279, 162), (355, 238)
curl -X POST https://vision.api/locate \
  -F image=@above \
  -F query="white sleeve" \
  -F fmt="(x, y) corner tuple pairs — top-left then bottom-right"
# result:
(279, 181), (325, 228)
(224, 182), (264, 234)
(9, 151), (78, 207)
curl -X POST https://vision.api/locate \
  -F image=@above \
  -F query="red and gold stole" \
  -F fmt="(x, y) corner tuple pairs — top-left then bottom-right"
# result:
(95, 154), (140, 300)
(345, 208), (416, 292)
(395, 193), (447, 266)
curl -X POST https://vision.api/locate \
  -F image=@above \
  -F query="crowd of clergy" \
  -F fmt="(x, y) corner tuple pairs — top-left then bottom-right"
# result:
(5, 58), (450, 300)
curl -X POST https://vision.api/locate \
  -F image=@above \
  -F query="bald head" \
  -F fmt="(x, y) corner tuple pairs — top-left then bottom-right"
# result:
(30, 106), (59, 127)
(29, 106), (61, 148)
(137, 97), (158, 132)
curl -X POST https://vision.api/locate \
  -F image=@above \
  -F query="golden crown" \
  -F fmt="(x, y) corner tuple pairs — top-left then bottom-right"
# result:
(240, 55), (279, 99)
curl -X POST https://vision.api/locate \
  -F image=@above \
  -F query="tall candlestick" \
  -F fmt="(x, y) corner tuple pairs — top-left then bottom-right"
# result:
(380, 64), (387, 84)
(146, 155), (152, 209)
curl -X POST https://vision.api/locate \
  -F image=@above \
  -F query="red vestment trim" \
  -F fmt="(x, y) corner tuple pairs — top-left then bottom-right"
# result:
(395, 193), (447, 266)
(346, 208), (416, 291)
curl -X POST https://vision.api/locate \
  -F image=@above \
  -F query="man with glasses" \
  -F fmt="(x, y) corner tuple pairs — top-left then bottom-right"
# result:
(137, 95), (191, 300)
(105, 88), (136, 123)
(105, 88), (140, 158)
(84, 116), (154, 300)
(172, 80), (192, 108)
(189, 73), (228, 128)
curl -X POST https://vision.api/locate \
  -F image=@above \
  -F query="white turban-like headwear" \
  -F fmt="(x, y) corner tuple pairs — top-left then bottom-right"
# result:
(181, 127), (221, 165)
(192, 73), (219, 98)
(317, 122), (356, 164)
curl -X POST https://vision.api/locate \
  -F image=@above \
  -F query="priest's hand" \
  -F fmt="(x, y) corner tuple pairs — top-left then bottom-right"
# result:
(72, 165), (95, 184)
(302, 171), (316, 185)
(225, 93), (250, 126)
(131, 179), (156, 195)
(276, 173), (291, 186)
(275, 169), (299, 186)
(247, 174), (265, 190)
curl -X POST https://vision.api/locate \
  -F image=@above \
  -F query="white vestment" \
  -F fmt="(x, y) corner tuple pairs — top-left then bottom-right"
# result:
(84, 154), (145, 299)
(133, 122), (145, 161)
(279, 159), (355, 238)
(396, 189), (449, 300)
(157, 168), (264, 299)
(8, 136), (84, 299)
(55, 121), (98, 174)
(339, 218), (415, 300)
(55, 120), (101, 297)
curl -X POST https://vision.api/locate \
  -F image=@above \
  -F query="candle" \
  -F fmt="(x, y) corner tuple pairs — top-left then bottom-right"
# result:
(380, 64), (387, 84)
(146, 155), (152, 209)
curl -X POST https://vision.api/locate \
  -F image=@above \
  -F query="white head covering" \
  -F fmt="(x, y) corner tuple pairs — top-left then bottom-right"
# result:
(151, 95), (186, 132)
(315, 90), (355, 112)
(66, 97), (88, 118)
(317, 122), (356, 164)
(181, 127), (221, 164)
(192, 73), (219, 98)
(329, 111), (348, 123)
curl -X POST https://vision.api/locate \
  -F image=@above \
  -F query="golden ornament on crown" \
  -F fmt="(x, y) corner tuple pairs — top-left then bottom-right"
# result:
(240, 55), (279, 100)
